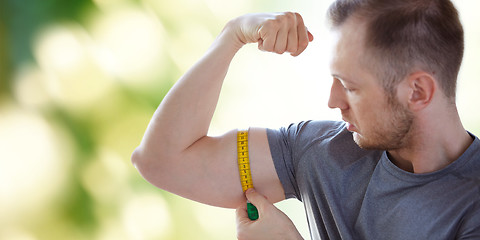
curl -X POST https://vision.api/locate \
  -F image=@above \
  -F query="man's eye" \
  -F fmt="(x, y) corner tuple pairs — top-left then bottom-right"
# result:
(343, 85), (355, 93)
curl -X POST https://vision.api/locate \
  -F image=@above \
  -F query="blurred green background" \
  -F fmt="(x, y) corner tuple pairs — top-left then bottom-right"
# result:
(0, 0), (478, 239)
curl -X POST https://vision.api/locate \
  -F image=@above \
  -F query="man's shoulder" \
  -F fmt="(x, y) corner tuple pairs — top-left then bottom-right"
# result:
(283, 120), (347, 139)
(280, 120), (379, 160)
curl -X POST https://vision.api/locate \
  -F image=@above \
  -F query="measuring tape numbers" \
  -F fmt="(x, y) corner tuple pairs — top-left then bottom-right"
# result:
(237, 129), (259, 220)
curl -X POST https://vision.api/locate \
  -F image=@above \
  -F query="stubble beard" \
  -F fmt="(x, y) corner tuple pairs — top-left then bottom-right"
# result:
(353, 98), (414, 151)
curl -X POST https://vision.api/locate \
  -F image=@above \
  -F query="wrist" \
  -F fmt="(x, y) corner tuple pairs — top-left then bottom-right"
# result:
(221, 18), (248, 50)
(203, 21), (245, 60)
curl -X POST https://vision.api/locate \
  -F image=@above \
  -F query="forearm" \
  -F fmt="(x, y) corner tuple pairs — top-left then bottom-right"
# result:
(136, 22), (244, 158)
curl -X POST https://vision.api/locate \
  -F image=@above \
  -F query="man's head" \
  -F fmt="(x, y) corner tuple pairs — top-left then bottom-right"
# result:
(327, 0), (464, 101)
(326, 0), (464, 150)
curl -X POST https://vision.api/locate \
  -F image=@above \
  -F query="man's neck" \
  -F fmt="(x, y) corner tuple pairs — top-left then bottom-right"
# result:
(387, 108), (473, 174)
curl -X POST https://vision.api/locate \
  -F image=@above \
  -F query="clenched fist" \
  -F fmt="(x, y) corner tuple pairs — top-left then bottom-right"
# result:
(226, 12), (314, 56)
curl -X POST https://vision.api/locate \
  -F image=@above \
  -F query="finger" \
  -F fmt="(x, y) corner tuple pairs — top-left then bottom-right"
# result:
(235, 204), (249, 224)
(257, 24), (276, 52)
(274, 27), (288, 54)
(291, 14), (310, 57)
(286, 24), (299, 54)
(291, 27), (310, 57)
(273, 12), (296, 54)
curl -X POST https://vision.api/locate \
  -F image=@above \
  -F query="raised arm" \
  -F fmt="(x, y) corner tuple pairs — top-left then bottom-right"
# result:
(131, 12), (313, 208)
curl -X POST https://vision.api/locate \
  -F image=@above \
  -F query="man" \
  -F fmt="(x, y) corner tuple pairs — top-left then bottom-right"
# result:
(132, 0), (480, 239)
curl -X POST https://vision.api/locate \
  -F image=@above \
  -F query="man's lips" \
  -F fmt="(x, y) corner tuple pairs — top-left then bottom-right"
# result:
(343, 119), (357, 132)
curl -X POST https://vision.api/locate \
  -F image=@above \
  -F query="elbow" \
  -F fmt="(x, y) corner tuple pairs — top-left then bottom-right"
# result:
(131, 147), (143, 169)
(130, 146), (171, 188)
(131, 146), (154, 178)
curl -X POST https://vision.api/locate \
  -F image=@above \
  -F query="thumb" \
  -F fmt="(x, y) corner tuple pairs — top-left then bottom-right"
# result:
(307, 31), (314, 42)
(245, 188), (269, 213)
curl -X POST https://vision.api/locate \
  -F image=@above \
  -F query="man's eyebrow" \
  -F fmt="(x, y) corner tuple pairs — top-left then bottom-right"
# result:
(331, 74), (353, 83)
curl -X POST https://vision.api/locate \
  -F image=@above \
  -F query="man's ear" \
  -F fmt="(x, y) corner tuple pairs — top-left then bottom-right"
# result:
(407, 71), (436, 111)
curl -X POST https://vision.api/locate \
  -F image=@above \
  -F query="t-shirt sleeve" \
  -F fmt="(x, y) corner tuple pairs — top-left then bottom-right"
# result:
(266, 122), (304, 200)
(266, 120), (346, 200)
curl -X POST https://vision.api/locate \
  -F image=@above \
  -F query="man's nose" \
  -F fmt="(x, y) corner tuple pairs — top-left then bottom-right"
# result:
(328, 79), (349, 110)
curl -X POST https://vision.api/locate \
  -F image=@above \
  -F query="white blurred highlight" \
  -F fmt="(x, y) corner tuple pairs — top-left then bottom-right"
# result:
(122, 193), (171, 240)
(91, 6), (166, 85)
(34, 24), (113, 109)
(13, 64), (50, 109)
(0, 105), (70, 225)
(81, 149), (129, 204)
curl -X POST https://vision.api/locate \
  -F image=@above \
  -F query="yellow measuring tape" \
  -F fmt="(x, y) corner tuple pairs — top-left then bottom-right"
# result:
(237, 129), (259, 220)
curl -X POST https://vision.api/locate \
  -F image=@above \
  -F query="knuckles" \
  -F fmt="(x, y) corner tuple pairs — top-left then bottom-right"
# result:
(254, 12), (309, 55)
(274, 11), (298, 27)
(262, 18), (278, 30)
(263, 12), (301, 31)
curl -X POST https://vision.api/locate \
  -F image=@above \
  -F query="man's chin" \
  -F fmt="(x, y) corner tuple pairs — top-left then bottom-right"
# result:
(352, 133), (384, 150)
(352, 132), (366, 147)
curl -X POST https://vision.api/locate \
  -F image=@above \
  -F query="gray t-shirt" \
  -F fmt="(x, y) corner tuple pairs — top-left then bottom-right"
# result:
(267, 120), (480, 240)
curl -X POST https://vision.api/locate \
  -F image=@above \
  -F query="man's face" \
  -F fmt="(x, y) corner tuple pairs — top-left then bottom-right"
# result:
(328, 17), (414, 150)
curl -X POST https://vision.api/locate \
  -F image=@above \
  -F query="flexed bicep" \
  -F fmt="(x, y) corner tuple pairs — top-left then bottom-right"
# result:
(136, 128), (284, 209)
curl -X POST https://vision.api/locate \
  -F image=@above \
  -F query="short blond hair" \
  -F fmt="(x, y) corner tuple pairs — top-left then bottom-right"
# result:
(328, 0), (464, 100)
